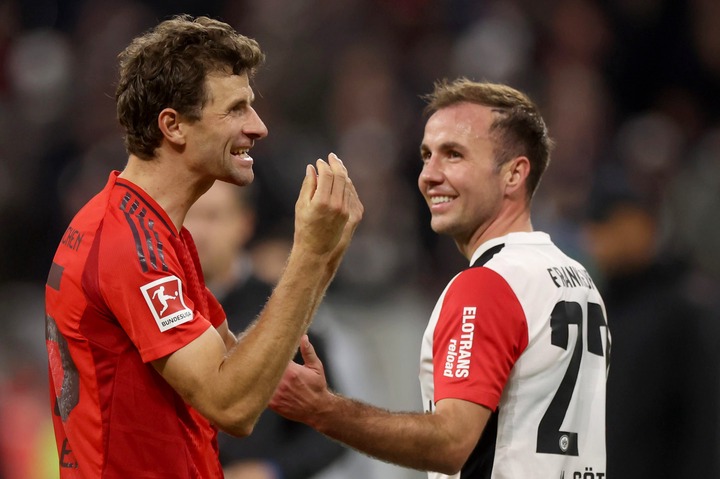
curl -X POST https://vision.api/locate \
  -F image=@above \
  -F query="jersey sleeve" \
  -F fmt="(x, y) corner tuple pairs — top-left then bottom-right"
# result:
(96, 223), (213, 363)
(433, 267), (528, 410)
(206, 286), (226, 328)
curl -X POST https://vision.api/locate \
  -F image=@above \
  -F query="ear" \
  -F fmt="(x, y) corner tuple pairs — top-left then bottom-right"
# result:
(503, 156), (530, 197)
(157, 108), (187, 147)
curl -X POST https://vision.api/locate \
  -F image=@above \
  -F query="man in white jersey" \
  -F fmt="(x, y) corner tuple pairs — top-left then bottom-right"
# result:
(270, 78), (610, 479)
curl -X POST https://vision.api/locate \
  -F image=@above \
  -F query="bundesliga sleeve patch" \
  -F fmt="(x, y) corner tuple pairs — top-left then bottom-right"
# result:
(140, 276), (194, 332)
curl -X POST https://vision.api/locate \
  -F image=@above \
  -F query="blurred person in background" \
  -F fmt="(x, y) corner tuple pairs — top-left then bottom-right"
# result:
(0, 1), (715, 478)
(270, 78), (610, 479)
(582, 170), (720, 479)
(44, 15), (362, 478)
(185, 180), (347, 479)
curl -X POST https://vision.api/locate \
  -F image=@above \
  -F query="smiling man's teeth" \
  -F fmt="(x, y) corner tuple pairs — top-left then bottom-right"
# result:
(231, 149), (248, 155)
(431, 196), (453, 205)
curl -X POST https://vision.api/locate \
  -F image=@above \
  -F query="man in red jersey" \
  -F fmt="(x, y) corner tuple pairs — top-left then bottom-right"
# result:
(270, 79), (609, 479)
(45, 15), (362, 478)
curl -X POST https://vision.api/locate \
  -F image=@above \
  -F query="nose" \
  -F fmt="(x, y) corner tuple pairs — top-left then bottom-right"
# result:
(246, 106), (268, 140)
(418, 155), (442, 190)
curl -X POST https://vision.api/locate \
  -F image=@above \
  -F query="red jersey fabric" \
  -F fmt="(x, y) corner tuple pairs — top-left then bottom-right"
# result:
(430, 267), (529, 411)
(45, 171), (227, 478)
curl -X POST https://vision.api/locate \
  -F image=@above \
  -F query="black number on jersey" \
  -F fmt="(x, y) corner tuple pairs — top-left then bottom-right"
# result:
(537, 301), (609, 455)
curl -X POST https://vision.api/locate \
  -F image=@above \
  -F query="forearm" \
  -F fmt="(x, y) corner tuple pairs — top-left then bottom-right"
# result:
(161, 155), (363, 435)
(311, 394), (459, 474)
(214, 247), (337, 432)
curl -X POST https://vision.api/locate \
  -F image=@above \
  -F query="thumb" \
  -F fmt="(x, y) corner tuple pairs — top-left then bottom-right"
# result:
(299, 334), (321, 369)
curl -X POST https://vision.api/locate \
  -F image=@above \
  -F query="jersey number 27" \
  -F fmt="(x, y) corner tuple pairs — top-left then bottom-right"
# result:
(537, 300), (609, 455)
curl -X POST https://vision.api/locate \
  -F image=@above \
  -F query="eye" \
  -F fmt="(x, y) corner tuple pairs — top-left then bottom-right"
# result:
(228, 101), (249, 115)
(420, 150), (431, 163)
(448, 150), (462, 159)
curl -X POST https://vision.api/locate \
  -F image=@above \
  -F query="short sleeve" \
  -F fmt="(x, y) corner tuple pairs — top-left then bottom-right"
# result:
(206, 287), (227, 328)
(432, 267), (528, 410)
(97, 223), (213, 363)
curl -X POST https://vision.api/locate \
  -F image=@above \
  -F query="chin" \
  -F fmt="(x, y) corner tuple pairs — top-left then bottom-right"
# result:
(226, 171), (254, 186)
(432, 218), (468, 241)
(430, 219), (451, 235)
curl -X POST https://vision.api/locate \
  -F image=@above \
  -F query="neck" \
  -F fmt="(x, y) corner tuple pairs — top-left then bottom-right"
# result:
(119, 153), (212, 231)
(458, 203), (533, 260)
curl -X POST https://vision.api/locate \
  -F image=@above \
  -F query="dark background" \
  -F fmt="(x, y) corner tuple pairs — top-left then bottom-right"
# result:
(1, 1), (719, 478)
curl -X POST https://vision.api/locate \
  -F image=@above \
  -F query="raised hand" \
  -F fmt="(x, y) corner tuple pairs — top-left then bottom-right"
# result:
(293, 153), (361, 258)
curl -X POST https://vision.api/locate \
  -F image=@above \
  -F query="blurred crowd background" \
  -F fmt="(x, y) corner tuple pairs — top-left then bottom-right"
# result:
(1, 0), (720, 478)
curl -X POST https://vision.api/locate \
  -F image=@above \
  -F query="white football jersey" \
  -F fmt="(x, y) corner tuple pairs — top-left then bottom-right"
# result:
(420, 232), (610, 479)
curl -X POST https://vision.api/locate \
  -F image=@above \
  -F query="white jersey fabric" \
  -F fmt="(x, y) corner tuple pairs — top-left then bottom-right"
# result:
(420, 232), (610, 479)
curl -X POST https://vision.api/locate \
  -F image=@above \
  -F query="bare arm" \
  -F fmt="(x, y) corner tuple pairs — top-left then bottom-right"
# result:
(215, 319), (237, 351)
(153, 154), (363, 436)
(270, 336), (491, 475)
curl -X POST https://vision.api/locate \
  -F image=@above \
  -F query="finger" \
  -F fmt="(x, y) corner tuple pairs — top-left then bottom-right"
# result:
(342, 180), (354, 224)
(328, 153), (348, 207)
(328, 152), (347, 174)
(347, 179), (361, 219)
(313, 158), (333, 202)
(343, 178), (363, 224)
(298, 164), (318, 202)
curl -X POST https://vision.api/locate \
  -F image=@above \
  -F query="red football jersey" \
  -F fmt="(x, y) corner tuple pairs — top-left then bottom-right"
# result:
(45, 171), (227, 478)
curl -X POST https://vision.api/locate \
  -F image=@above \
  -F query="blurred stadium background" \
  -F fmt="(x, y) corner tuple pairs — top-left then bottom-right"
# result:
(1, 0), (719, 478)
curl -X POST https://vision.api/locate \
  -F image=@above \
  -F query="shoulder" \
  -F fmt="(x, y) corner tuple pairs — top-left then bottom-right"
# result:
(103, 181), (175, 238)
(99, 182), (178, 272)
(450, 266), (510, 292)
(479, 234), (582, 283)
(444, 267), (520, 314)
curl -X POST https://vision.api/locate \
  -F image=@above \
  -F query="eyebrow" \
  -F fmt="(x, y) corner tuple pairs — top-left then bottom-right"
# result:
(420, 141), (465, 154)
(228, 92), (255, 111)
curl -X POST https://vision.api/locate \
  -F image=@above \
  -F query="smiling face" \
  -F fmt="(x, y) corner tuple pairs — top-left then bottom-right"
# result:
(418, 102), (506, 250)
(182, 71), (268, 186)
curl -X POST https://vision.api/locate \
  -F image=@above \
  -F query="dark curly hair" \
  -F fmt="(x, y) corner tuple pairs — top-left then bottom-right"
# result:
(424, 78), (554, 201)
(115, 15), (265, 159)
